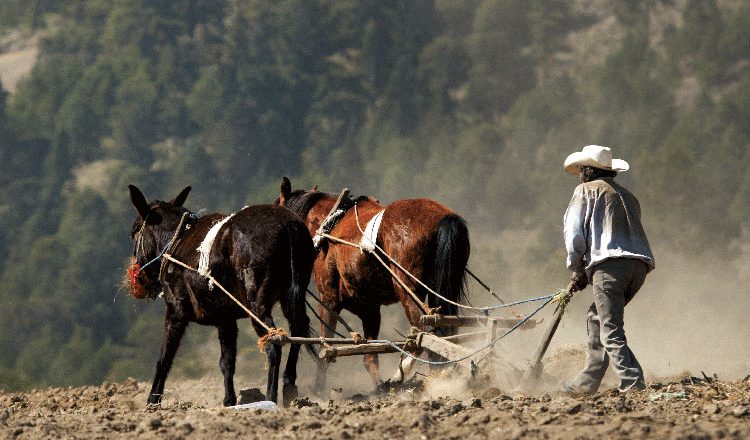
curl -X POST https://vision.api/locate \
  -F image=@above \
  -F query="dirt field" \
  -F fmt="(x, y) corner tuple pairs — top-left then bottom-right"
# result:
(1, 373), (748, 440)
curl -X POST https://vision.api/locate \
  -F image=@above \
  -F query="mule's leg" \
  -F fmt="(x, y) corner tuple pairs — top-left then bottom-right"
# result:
(280, 296), (310, 406)
(313, 301), (341, 394)
(148, 316), (187, 405)
(217, 320), (238, 406)
(251, 312), (282, 403)
(359, 307), (382, 386)
(243, 267), (282, 403)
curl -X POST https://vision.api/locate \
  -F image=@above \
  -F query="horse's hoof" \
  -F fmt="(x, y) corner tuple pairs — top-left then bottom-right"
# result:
(282, 384), (299, 407)
(223, 395), (237, 407)
(147, 394), (162, 405)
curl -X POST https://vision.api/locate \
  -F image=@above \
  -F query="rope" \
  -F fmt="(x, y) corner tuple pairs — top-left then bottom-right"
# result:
(351, 204), (558, 314)
(257, 328), (288, 352)
(306, 289), (357, 334)
(305, 298), (348, 338)
(317, 205), (560, 316)
(465, 268), (506, 304)
(162, 253), (273, 333)
(318, 232), (431, 314)
(371, 294), (556, 366)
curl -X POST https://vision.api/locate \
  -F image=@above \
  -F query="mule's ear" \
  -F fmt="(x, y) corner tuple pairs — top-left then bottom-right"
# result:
(129, 185), (151, 220)
(311, 185), (318, 192)
(170, 186), (191, 207)
(280, 176), (292, 205)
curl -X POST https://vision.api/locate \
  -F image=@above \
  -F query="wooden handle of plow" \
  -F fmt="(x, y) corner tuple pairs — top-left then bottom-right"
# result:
(523, 282), (575, 384)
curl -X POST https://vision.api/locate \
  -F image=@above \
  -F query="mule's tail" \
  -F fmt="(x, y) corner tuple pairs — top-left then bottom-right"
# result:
(433, 214), (470, 317)
(282, 222), (314, 340)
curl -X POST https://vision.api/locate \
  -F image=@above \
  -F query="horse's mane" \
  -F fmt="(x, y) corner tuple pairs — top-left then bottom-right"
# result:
(284, 190), (376, 219)
(283, 191), (335, 219)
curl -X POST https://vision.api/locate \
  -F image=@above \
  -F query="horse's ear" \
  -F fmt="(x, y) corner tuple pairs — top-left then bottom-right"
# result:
(280, 176), (292, 205)
(311, 185), (318, 192)
(170, 186), (191, 207)
(129, 185), (151, 220)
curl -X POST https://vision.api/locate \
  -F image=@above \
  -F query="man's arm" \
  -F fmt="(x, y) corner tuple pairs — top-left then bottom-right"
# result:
(564, 186), (588, 273)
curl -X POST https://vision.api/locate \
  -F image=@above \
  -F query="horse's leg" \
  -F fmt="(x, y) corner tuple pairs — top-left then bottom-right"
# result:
(313, 300), (341, 394)
(391, 282), (430, 374)
(359, 307), (382, 387)
(148, 314), (187, 405)
(217, 320), (238, 407)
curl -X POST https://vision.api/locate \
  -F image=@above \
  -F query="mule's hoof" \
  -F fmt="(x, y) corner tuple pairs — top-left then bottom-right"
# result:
(282, 384), (299, 407)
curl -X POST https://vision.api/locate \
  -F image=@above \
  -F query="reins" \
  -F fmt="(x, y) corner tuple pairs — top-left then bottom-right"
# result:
(307, 196), (576, 367)
(354, 204), (562, 315)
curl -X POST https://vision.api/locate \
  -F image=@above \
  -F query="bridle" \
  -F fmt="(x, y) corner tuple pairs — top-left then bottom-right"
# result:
(133, 211), (197, 275)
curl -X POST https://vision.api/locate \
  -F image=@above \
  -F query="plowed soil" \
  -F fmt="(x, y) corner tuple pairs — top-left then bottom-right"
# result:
(1, 375), (748, 439)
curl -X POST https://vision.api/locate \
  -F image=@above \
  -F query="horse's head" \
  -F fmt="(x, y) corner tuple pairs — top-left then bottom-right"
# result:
(127, 184), (192, 299)
(276, 176), (321, 216)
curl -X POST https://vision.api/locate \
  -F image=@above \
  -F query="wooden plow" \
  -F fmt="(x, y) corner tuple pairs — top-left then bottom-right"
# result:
(265, 311), (545, 388)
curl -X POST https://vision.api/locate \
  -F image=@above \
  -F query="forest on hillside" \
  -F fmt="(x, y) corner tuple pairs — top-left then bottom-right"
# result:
(0, 0), (749, 391)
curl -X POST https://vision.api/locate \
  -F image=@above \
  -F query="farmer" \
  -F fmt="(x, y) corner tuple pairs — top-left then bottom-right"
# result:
(561, 145), (655, 394)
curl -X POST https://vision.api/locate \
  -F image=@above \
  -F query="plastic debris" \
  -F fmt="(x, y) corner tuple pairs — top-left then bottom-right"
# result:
(232, 401), (278, 410)
(648, 391), (686, 402)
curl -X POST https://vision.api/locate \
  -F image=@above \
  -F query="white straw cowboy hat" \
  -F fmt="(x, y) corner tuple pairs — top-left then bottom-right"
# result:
(563, 145), (629, 175)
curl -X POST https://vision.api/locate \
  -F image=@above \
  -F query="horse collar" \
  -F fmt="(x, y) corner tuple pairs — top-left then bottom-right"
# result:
(313, 196), (357, 250)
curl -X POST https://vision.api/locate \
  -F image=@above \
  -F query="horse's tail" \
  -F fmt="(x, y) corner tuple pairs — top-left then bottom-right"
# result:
(282, 222), (313, 339)
(433, 213), (470, 317)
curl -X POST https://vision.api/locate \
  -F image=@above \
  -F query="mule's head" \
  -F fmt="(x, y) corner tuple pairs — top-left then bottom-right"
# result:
(127, 184), (192, 299)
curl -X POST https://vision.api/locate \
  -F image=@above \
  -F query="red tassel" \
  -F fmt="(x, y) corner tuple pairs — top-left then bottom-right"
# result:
(127, 258), (147, 299)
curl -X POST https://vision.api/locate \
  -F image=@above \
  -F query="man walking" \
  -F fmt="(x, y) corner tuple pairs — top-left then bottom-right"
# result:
(561, 145), (655, 394)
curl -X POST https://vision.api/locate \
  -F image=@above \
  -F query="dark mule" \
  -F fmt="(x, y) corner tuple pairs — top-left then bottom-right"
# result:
(127, 185), (314, 406)
(277, 177), (470, 392)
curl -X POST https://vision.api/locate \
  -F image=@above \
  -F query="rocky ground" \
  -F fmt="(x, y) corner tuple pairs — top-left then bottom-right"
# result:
(1, 373), (748, 440)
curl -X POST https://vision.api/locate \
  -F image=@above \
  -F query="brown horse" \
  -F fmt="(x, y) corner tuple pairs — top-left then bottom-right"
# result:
(277, 177), (470, 392)
(127, 185), (314, 406)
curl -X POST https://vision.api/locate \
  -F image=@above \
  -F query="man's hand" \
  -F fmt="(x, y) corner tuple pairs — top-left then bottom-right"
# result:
(570, 269), (588, 292)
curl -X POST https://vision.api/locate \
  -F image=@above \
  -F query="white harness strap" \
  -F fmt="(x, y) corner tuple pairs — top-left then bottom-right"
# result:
(197, 211), (239, 279)
(360, 209), (385, 252)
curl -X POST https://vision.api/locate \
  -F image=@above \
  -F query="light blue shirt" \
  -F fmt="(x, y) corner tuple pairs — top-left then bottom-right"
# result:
(564, 177), (655, 277)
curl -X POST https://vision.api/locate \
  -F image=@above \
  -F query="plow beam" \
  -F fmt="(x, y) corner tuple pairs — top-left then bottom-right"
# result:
(419, 315), (537, 330)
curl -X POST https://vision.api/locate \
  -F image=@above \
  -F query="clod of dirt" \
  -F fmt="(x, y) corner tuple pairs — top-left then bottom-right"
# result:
(293, 396), (318, 409)
(481, 387), (501, 399)
(237, 388), (265, 404)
